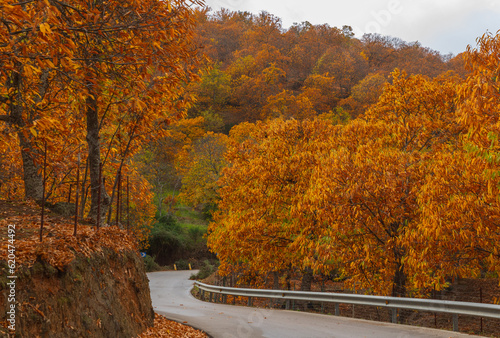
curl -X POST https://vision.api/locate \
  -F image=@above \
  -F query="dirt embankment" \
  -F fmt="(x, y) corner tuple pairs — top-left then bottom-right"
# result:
(0, 248), (154, 337)
(0, 200), (154, 337)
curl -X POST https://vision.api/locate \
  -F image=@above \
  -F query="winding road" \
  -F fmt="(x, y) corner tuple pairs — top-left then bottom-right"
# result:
(148, 271), (481, 338)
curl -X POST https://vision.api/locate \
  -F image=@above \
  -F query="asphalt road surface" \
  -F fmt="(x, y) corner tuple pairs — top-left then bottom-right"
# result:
(148, 270), (481, 338)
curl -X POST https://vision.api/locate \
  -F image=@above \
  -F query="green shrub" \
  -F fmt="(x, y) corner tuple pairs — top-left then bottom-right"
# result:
(174, 259), (190, 270)
(201, 203), (217, 221)
(157, 214), (183, 234)
(144, 255), (161, 272)
(149, 229), (182, 253)
(187, 224), (205, 243)
(190, 259), (218, 280)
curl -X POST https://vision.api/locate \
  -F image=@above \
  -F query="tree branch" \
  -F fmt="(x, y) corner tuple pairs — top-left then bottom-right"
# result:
(0, 114), (11, 123)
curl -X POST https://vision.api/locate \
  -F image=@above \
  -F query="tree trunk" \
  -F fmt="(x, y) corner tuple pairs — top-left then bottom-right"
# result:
(18, 131), (43, 201)
(85, 93), (110, 222)
(8, 65), (44, 201)
(299, 268), (314, 310)
(273, 271), (280, 290)
(392, 256), (406, 297)
(300, 268), (313, 291)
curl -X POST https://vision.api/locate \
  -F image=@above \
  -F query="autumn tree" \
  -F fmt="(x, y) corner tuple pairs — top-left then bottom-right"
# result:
(261, 90), (316, 120)
(208, 69), (465, 295)
(339, 72), (387, 118)
(414, 31), (500, 287)
(361, 33), (397, 71)
(300, 70), (461, 296)
(393, 42), (446, 77)
(193, 8), (252, 66)
(361, 33), (450, 78)
(240, 11), (284, 54)
(300, 73), (340, 113)
(0, 0), (74, 200)
(190, 63), (231, 111)
(177, 132), (228, 216)
(71, 0), (202, 221)
(208, 118), (334, 288)
(227, 54), (287, 123)
(0, 0), (203, 224)
(302, 126), (424, 295)
(138, 116), (206, 216)
(313, 44), (369, 98)
(284, 23), (345, 86)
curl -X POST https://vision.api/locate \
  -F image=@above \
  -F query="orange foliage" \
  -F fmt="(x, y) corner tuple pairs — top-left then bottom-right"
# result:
(138, 313), (207, 338)
(208, 118), (335, 277)
(177, 132), (229, 208)
(0, 214), (137, 270)
(0, 0), (203, 245)
(261, 90), (316, 120)
(208, 31), (500, 297)
(414, 31), (500, 286)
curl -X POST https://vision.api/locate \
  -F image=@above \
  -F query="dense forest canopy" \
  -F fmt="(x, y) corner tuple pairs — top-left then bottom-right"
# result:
(187, 8), (468, 129)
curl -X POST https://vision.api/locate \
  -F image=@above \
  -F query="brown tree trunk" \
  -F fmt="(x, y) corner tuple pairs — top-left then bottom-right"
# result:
(300, 268), (313, 291)
(18, 132), (43, 201)
(392, 256), (406, 297)
(85, 92), (110, 222)
(299, 268), (314, 310)
(8, 65), (44, 201)
(273, 271), (280, 290)
(391, 253), (409, 322)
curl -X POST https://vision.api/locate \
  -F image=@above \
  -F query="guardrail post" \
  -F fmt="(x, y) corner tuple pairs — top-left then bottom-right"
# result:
(248, 296), (253, 307)
(480, 287), (483, 332)
(453, 314), (459, 332)
(391, 308), (397, 324)
(286, 299), (290, 310)
(335, 303), (340, 316)
(209, 292), (213, 303)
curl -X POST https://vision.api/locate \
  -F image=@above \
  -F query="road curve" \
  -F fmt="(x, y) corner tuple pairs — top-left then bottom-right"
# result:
(148, 271), (480, 338)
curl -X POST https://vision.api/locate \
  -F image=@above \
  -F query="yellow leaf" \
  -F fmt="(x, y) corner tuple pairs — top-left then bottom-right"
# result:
(153, 42), (162, 50)
(45, 59), (55, 68)
(39, 23), (48, 35)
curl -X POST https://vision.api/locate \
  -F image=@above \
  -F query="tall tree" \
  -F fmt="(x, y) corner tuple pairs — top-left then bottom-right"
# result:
(0, 1), (71, 200)
(414, 31), (500, 285)
(177, 132), (228, 213)
(208, 118), (334, 282)
(0, 0), (203, 221)
(313, 44), (369, 98)
(301, 70), (461, 296)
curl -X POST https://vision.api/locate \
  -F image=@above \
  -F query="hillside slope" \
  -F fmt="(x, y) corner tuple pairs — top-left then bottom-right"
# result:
(0, 201), (154, 337)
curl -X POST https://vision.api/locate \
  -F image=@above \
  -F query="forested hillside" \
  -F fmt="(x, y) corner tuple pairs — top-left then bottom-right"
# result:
(186, 9), (500, 300)
(187, 8), (467, 128)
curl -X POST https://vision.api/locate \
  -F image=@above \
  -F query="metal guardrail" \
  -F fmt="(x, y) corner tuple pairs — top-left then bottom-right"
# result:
(193, 281), (500, 332)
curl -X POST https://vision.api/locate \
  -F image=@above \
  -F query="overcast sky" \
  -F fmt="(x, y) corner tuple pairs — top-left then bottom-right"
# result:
(203, 0), (500, 55)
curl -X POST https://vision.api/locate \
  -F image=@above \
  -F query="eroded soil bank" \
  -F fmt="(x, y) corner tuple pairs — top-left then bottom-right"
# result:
(0, 247), (154, 337)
